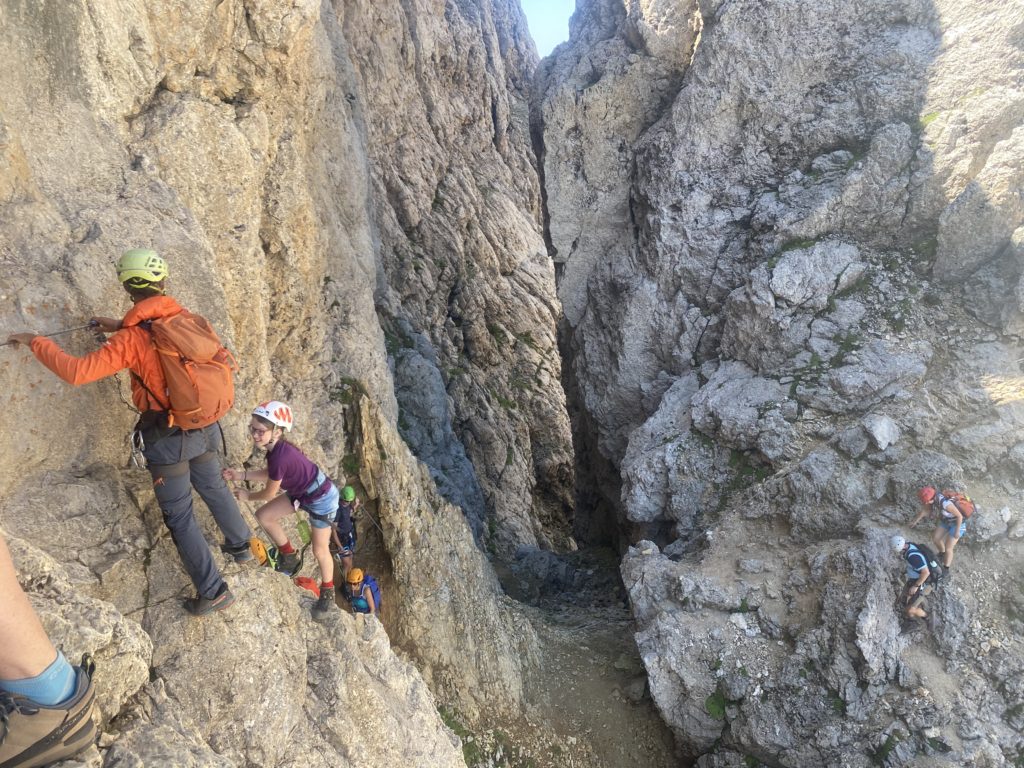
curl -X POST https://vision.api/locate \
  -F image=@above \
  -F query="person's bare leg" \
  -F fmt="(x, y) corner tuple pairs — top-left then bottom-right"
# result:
(310, 526), (334, 585)
(254, 495), (296, 548)
(0, 533), (57, 680)
(943, 531), (960, 567)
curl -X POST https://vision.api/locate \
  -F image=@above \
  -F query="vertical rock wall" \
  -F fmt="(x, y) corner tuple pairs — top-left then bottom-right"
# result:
(0, 0), (570, 760)
(541, 0), (1024, 763)
(341, 0), (575, 557)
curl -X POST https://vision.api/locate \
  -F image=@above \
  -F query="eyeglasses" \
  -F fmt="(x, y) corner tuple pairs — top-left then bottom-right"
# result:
(249, 426), (270, 437)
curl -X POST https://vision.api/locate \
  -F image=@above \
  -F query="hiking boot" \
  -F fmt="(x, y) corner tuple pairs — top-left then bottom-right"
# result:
(183, 585), (235, 616)
(275, 551), (301, 576)
(312, 586), (336, 621)
(0, 657), (97, 768)
(220, 542), (254, 564)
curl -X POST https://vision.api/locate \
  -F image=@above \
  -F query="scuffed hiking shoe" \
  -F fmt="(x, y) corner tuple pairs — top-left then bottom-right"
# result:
(0, 656), (97, 768)
(183, 585), (236, 616)
(311, 586), (336, 621)
(275, 550), (301, 576)
(220, 542), (255, 564)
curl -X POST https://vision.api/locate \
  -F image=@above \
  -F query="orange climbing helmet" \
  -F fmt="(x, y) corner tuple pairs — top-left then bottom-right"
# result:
(346, 568), (364, 584)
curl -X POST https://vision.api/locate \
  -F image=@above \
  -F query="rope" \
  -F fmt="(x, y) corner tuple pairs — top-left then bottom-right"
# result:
(1, 323), (97, 347)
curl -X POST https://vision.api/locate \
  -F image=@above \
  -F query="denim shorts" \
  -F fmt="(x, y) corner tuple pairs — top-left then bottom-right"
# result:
(299, 477), (339, 530)
(943, 519), (967, 538)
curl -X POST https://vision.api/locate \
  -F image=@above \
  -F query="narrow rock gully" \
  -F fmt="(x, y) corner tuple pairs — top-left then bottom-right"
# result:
(352, 492), (680, 768)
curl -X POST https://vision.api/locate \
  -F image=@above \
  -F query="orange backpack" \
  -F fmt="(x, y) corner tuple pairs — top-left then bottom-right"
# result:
(940, 489), (976, 519)
(138, 310), (237, 429)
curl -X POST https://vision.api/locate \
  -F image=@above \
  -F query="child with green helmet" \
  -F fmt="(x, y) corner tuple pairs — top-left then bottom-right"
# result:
(330, 485), (359, 578)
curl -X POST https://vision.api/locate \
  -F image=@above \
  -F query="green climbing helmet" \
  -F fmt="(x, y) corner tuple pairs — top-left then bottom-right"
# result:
(342, 485), (356, 502)
(116, 248), (168, 289)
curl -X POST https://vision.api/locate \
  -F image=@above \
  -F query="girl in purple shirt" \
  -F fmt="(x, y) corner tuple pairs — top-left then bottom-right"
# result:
(223, 400), (344, 619)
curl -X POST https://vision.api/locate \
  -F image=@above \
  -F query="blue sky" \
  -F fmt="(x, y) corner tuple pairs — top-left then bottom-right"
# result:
(520, 0), (575, 57)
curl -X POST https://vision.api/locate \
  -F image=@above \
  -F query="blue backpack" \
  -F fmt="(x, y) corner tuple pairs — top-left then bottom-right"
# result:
(348, 574), (382, 613)
(906, 543), (944, 584)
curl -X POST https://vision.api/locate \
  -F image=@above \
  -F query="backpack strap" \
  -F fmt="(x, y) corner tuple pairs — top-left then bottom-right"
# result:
(130, 371), (171, 413)
(128, 321), (171, 413)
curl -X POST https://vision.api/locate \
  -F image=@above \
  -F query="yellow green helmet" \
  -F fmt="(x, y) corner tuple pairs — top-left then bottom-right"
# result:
(116, 248), (168, 288)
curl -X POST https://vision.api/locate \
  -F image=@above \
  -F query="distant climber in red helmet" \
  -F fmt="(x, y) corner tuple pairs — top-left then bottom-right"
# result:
(909, 485), (974, 570)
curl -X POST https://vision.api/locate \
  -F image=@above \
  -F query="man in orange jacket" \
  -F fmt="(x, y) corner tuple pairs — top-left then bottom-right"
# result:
(7, 249), (251, 616)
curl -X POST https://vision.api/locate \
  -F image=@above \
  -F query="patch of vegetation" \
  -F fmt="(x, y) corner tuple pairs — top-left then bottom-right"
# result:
(341, 453), (361, 477)
(691, 427), (715, 449)
(834, 271), (872, 300)
(887, 296), (914, 333)
(384, 327), (414, 356)
(927, 736), (952, 754)
(728, 449), (772, 483)
(486, 322), (509, 346)
(447, 366), (466, 378)
(510, 377), (532, 392)
(830, 330), (862, 367)
(870, 732), (900, 765)
(715, 449), (772, 515)
(490, 389), (517, 410)
(778, 237), (819, 256)
(505, 445), (514, 467)
(705, 688), (728, 721)
(912, 235), (938, 260)
(514, 330), (539, 351)
(843, 148), (867, 170)
(328, 377), (366, 406)
(918, 111), (941, 130)
(744, 757), (763, 768)
(438, 707), (483, 765)
(830, 693), (846, 715)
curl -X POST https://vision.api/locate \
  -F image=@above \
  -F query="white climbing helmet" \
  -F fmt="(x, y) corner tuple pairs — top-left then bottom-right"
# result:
(252, 400), (293, 431)
(890, 534), (906, 552)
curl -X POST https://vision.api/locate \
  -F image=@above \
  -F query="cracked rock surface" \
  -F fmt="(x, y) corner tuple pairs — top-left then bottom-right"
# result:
(541, 0), (1024, 763)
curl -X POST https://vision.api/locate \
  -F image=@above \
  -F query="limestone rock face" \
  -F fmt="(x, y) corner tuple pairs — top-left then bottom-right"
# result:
(542, 0), (1024, 762)
(341, 0), (575, 556)
(347, 392), (539, 722)
(0, 0), (568, 761)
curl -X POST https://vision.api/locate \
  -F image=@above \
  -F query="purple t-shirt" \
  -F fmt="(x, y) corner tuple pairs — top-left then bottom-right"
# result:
(267, 441), (319, 497)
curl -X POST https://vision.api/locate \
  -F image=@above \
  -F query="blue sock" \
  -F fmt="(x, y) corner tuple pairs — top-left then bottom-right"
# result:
(0, 651), (77, 706)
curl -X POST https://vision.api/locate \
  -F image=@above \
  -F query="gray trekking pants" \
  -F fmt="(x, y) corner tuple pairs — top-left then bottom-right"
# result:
(142, 422), (251, 599)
